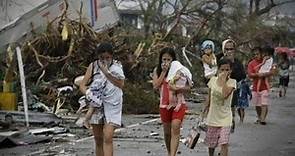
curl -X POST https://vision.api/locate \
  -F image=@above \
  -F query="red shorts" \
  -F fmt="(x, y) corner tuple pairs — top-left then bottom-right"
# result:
(160, 104), (187, 123)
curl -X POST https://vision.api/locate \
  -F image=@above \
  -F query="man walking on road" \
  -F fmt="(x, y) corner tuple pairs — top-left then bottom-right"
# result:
(247, 47), (274, 125)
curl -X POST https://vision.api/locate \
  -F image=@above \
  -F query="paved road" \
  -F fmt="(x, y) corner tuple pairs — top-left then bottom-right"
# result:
(1, 72), (295, 156)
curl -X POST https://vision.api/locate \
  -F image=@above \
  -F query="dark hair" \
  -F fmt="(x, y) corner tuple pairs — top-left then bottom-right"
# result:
(156, 47), (177, 76)
(281, 53), (289, 61)
(217, 58), (232, 69)
(252, 46), (262, 53)
(251, 47), (263, 59)
(95, 42), (113, 55)
(262, 46), (274, 56)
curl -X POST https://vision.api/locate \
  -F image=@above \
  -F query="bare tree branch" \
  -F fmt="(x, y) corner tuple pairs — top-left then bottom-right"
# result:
(252, 0), (295, 16)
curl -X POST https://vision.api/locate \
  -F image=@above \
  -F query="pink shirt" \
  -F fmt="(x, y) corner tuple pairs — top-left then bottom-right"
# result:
(160, 81), (170, 108)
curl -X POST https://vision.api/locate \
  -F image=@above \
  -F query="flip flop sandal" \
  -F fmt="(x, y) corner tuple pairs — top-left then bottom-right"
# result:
(260, 121), (267, 125)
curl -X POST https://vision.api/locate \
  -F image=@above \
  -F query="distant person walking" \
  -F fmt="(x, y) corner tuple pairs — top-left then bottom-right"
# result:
(152, 47), (192, 156)
(204, 58), (237, 156)
(278, 53), (290, 97)
(253, 46), (274, 92)
(237, 78), (252, 123)
(247, 46), (274, 125)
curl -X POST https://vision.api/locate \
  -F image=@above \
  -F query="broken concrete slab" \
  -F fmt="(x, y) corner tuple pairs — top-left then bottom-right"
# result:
(0, 111), (62, 125)
(0, 129), (51, 148)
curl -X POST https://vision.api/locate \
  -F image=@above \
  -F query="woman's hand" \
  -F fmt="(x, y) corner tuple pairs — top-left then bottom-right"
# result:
(152, 64), (169, 89)
(168, 84), (178, 91)
(98, 60), (109, 73)
(98, 60), (125, 89)
(217, 71), (229, 85)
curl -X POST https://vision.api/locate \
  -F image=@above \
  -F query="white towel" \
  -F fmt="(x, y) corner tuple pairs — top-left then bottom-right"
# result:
(166, 61), (192, 82)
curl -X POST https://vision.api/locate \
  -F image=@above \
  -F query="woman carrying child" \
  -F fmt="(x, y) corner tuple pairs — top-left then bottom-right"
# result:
(254, 46), (274, 92)
(79, 42), (125, 156)
(152, 47), (192, 156)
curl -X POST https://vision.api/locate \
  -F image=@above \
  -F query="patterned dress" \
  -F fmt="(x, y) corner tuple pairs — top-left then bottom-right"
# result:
(89, 60), (125, 127)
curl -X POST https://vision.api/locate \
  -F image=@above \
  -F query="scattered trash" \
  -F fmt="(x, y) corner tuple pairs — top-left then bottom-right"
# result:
(149, 132), (159, 136)
(31, 102), (51, 112)
(30, 127), (68, 135)
(75, 116), (85, 128)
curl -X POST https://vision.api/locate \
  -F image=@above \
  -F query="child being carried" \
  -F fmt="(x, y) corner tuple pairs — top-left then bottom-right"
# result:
(166, 61), (193, 111)
(201, 40), (217, 81)
(83, 68), (107, 129)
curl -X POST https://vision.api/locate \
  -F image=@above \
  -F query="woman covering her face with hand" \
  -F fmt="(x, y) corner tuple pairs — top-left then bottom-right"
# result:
(152, 47), (192, 156)
(79, 42), (125, 156)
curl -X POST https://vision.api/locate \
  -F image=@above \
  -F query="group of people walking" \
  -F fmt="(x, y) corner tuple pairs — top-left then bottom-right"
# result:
(78, 38), (290, 156)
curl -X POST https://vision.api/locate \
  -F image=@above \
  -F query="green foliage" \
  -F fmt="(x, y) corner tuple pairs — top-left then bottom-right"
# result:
(123, 81), (159, 114)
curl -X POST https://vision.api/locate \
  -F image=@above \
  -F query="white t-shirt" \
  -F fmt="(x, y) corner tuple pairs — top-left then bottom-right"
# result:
(202, 54), (217, 78)
(259, 57), (273, 73)
(203, 63), (217, 78)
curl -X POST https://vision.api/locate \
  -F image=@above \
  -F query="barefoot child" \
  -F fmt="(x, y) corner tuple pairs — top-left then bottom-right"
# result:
(237, 78), (252, 123)
(166, 61), (193, 111)
(204, 58), (236, 156)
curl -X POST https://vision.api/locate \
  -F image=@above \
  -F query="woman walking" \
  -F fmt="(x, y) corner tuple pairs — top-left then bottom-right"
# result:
(79, 42), (125, 156)
(152, 47), (192, 156)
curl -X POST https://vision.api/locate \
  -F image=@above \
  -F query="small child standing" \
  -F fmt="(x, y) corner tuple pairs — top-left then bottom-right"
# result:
(237, 79), (252, 123)
(166, 61), (193, 112)
(201, 40), (217, 83)
(254, 46), (274, 92)
(204, 59), (236, 156)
